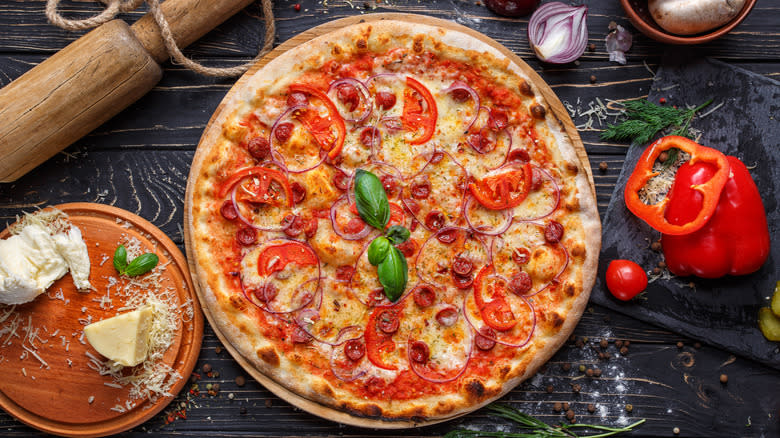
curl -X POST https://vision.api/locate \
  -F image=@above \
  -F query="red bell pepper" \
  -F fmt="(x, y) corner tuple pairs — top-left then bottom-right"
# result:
(624, 136), (730, 235)
(661, 156), (770, 278)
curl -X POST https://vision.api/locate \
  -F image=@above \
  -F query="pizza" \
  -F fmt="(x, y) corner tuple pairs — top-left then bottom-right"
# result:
(186, 19), (601, 423)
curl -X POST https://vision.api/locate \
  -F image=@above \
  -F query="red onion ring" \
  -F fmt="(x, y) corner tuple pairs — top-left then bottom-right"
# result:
(407, 329), (473, 383)
(263, 276), (321, 314)
(461, 283), (537, 348)
(328, 78), (373, 124)
(441, 80), (481, 129)
(330, 196), (372, 240)
(524, 242), (569, 297)
(230, 184), (287, 232)
(415, 226), (488, 288)
(268, 103), (328, 173)
(329, 327), (368, 382)
(463, 194), (514, 236)
(465, 106), (489, 136)
(513, 166), (561, 222)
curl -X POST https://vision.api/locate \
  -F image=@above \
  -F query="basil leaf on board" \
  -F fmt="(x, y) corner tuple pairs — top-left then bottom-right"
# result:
(385, 225), (410, 245)
(113, 245), (128, 273)
(354, 169), (390, 231)
(377, 246), (408, 302)
(123, 253), (159, 277)
(368, 237), (391, 266)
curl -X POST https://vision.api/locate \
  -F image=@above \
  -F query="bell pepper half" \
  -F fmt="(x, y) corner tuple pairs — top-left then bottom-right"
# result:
(661, 156), (770, 278)
(624, 136), (730, 235)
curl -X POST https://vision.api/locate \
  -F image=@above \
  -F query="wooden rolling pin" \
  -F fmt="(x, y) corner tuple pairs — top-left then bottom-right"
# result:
(0, 0), (255, 182)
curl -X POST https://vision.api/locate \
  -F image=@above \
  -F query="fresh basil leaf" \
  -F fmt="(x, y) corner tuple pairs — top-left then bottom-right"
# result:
(354, 169), (390, 231)
(113, 245), (128, 273)
(368, 237), (391, 266)
(377, 246), (408, 302)
(385, 225), (410, 245)
(124, 253), (159, 277)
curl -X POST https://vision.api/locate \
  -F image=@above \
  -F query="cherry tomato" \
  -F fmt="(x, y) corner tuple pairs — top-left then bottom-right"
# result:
(605, 259), (648, 301)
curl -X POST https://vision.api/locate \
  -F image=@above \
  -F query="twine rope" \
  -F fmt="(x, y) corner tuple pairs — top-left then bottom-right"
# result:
(45, 0), (275, 77)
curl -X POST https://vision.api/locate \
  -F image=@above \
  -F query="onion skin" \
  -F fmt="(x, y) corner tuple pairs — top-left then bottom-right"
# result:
(649, 0), (747, 35)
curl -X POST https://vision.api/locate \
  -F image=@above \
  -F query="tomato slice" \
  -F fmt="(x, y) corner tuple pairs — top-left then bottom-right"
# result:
(469, 163), (532, 210)
(256, 241), (318, 276)
(473, 264), (517, 331)
(288, 84), (346, 160)
(219, 166), (293, 208)
(401, 77), (438, 145)
(364, 307), (400, 370)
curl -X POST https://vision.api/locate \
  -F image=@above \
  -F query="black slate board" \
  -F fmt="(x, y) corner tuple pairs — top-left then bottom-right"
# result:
(591, 53), (780, 370)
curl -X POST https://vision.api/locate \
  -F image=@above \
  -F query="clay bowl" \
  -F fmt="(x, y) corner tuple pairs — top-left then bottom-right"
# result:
(620, 0), (757, 45)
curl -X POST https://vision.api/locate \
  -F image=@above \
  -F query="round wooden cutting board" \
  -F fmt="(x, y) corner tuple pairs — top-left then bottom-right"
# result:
(0, 203), (203, 437)
(184, 13), (595, 429)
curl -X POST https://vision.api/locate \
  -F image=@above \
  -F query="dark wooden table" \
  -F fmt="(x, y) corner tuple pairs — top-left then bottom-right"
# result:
(1, 1), (778, 436)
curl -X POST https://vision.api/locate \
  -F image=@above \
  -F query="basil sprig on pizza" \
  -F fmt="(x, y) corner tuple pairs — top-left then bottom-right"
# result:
(355, 169), (410, 301)
(187, 20), (600, 423)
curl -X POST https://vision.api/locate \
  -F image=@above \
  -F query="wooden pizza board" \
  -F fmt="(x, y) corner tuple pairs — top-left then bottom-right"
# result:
(0, 203), (203, 437)
(184, 13), (595, 429)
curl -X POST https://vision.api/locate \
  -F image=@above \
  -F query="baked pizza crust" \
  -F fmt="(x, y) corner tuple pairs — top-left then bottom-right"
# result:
(187, 19), (601, 423)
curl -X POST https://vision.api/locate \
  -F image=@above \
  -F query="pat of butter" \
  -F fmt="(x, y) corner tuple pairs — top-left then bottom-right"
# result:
(84, 306), (153, 367)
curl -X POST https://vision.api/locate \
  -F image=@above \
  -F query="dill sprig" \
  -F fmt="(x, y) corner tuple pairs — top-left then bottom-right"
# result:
(444, 404), (646, 438)
(601, 99), (712, 145)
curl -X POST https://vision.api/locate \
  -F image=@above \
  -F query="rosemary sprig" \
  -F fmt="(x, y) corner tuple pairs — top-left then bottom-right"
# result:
(601, 98), (713, 145)
(444, 404), (646, 438)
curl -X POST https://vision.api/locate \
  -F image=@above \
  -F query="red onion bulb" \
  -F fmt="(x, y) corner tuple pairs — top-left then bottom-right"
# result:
(528, 2), (588, 64)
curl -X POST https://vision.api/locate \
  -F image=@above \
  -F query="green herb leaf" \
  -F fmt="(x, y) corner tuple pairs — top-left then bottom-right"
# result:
(113, 245), (128, 273)
(354, 169), (390, 231)
(123, 253), (159, 277)
(385, 225), (410, 245)
(377, 246), (407, 302)
(368, 237), (391, 266)
(601, 99), (712, 145)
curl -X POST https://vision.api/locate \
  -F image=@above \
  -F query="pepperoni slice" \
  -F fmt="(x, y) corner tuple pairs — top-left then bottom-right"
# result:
(452, 255), (473, 276)
(281, 214), (304, 237)
(412, 284), (436, 307)
(344, 339), (365, 361)
(409, 340), (430, 363)
(512, 247), (531, 265)
(304, 217), (318, 238)
(376, 91), (397, 110)
(333, 171), (349, 191)
(425, 211), (445, 230)
(531, 167), (543, 191)
(508, 271), (532, 295)
(436, 228), (457, 244)
(450, 88), (470, 102)
(403, 198), (421, 215)
(254, 283), (278, 302)
(380, 174), (399, 198)
(335, 265), (355, 282)
(291, 182), (306, 204)
(287, 92), (308, 107)
(452, 272), (473, 289)
(360, 127), (381, 148)
(237, 227), (257, 246)
(410, 178), (431, 199)
(475, 327), (497, 350)
(468, 132), (495, 154)
(344, 217), (366, 234)
(544, 221), (564, 243)
(508, 148), (531, 163)
(275, 122), (294, 143)
(396, 238), (418, 257)
(487, 108), (508, 131)
(291, 326), (312, 344)
(220, 200), (238, 221)
(377, 309), (400, 334)
(336, 84), (360, 112)
(247, 137), (271, 161)
(435, 307), (459, 327)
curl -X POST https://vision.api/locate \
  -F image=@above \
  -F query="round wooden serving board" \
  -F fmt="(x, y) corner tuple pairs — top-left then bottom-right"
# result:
(184, 13), (595, 429)
(0, 203), (203, 437)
